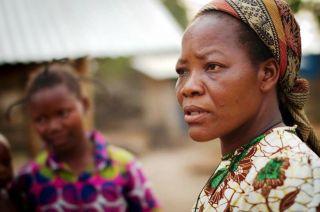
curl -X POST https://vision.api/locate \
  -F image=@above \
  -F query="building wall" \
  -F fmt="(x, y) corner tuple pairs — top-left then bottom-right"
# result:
(0, 63), (40, 155)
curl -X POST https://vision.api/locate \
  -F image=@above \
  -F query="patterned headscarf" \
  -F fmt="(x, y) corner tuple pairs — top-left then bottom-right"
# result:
(196, 0), (319, 155)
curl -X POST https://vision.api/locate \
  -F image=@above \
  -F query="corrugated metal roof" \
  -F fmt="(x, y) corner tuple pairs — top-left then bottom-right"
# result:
(0, 0), (182, 64)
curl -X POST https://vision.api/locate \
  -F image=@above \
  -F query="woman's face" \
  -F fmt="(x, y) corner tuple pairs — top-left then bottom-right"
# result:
(28, 84), (87, 153)
(175, 14), (263, 142)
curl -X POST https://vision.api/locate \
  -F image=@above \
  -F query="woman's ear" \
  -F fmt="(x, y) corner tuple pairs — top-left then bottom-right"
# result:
(258, 58), (280, 93)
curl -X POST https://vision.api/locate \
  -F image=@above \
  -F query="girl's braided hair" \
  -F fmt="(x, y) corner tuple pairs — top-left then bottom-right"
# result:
(5, 59), (106, 122)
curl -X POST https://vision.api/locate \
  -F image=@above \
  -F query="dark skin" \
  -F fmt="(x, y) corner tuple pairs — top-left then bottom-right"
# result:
(0, 144), (13, 189)
(175, 14), (284, 155)
(28, 84), (93, 176)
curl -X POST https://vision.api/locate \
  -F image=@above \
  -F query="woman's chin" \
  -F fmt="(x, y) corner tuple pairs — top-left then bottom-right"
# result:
(189, 130), (218, 142)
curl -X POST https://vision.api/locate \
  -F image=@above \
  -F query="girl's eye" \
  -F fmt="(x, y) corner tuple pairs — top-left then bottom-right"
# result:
(34, 116), (47, 125)
(58, 110), (70, 119)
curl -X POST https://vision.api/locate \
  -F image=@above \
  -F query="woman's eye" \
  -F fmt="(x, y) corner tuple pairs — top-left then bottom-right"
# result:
(176, 68), (188, 77)
(206, 63), (221, 72)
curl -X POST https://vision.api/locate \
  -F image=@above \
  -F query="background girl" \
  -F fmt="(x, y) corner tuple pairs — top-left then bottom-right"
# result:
(9, 64), (160, 211)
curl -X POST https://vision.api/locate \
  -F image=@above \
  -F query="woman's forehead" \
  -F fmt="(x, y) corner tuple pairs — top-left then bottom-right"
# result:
(182, 14), (242, 53)
(186, 13), (240, 37)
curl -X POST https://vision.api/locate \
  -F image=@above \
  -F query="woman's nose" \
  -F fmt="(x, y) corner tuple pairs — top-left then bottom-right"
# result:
(181, 73), (204, 98)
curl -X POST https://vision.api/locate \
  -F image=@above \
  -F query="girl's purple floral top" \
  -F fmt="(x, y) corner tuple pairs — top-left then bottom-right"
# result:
(10, 131), (160, 212)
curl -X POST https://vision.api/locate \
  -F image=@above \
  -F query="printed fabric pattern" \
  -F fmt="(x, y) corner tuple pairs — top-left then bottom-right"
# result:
(11, 131), (159, 212)
(193, 126), (320, 211)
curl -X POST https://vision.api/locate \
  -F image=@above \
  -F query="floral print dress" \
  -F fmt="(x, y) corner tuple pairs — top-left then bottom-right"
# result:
(11, 131), (160, 212)
(193, 126), (320, 211)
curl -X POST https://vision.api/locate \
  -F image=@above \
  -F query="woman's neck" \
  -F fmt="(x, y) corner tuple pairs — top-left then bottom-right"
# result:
(220, 96), (284, 156)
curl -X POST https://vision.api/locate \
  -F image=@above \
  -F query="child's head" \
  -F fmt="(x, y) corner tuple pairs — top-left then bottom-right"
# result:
(0, 134), (13, 189)
(8, 64), (89, 153)
(27, 64), (83, 101)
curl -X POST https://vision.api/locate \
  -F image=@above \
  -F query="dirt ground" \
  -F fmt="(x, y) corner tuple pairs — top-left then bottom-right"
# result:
(140, 140), (221, 212)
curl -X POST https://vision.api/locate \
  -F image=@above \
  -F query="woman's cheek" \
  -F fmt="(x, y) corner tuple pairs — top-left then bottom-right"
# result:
(207, 85), (229, 108)
(175, 84), (184, 106)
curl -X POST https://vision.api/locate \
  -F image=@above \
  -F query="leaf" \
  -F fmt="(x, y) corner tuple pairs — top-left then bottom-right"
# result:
(279, 189), (300, 212)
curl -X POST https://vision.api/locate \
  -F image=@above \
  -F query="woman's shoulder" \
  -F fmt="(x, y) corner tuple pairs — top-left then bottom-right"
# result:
(247, 126), (320, 211)
(252, 125), (320, 188)
(253, 126), (320, 193)
(259, 126), (320, 162)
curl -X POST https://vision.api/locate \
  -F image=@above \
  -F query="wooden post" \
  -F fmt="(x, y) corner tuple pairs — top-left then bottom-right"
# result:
(74, 57), (94, 131)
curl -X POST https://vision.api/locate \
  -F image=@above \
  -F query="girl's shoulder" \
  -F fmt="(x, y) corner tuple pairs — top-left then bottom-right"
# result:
(107, 145), (136, 166)
(91, 130), (136, 165)
(16, 151), (47, 178)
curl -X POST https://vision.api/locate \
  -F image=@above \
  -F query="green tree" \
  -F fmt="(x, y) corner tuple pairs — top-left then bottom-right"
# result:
(288, 0), (320, 24)
(161, 0), (188, 29)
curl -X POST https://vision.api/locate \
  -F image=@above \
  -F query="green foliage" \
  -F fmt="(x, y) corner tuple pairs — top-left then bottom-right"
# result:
(96, 57), (132, 80)
(288, 0), (302, 12)
(288, 0), (320, 25)
(161, 0), (188, 29)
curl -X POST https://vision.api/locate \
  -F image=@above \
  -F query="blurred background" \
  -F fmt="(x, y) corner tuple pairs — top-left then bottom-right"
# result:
(0, 0), (319, 211)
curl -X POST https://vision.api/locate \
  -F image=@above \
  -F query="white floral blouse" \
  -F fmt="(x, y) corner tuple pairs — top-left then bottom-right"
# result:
(193, 126), (320, 212)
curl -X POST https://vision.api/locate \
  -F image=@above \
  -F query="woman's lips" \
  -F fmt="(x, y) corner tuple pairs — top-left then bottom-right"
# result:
(183, 105), (209, 124)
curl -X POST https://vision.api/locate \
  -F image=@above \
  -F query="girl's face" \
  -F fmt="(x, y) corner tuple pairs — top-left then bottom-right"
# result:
(28, 84), (87, 153)
(175, 15), (263, 142)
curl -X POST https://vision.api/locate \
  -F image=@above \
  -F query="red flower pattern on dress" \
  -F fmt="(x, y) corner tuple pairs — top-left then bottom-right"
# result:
(229, 146), (257, 183)
(207, 182), (228, 206)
